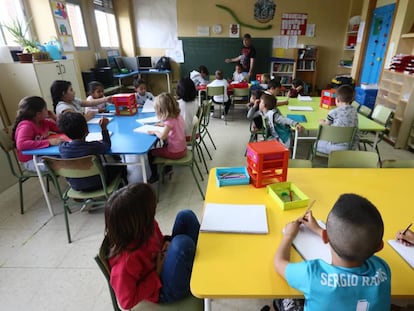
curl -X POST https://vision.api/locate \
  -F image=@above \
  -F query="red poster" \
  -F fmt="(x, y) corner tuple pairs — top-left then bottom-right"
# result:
(281, 13), (308, 36)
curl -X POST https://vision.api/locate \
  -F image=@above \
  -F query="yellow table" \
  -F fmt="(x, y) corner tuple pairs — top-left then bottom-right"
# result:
(278, 97), (385, 159)
(191, 168), (414, 310)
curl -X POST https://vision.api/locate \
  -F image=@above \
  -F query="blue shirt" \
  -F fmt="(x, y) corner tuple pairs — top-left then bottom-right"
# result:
(285, 256), (391, 311)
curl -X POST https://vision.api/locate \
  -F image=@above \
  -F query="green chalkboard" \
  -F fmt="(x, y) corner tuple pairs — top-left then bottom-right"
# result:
(179, 37), (272, 80)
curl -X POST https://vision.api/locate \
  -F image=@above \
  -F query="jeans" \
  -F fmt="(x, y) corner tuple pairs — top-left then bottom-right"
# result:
(159, 209), (200, 303)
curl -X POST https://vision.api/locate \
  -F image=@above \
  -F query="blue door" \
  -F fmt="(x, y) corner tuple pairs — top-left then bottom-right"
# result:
(360, 3), (395, 84)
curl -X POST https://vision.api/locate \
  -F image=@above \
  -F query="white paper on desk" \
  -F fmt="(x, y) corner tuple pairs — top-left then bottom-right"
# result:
(288, 106), (313, 111)
(87, 117), (113, 124)
(96, 112), (115, 116)
(133, 124), (162, 134)
(200, 203), (268, 234)
(298, 95), (313, 102)
(136, 116), (160, 124)
(142, 99), (155, 113)
(388, 239), (414, 269)
(288, 220), (332, 263)
(85, 131), (113, 142)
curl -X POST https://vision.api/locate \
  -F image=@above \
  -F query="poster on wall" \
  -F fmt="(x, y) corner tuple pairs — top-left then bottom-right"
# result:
(50, 0), (75, 52)
(281, 13), (308, 36)
(229, 24), (240, 38)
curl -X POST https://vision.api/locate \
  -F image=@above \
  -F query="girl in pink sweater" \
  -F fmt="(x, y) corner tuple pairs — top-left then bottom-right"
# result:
(12, 96), (63, 172)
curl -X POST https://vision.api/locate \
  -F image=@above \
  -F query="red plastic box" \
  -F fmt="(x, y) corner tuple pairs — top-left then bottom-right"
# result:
(320, 89), (336, 110)
(112, 93), (138, 115)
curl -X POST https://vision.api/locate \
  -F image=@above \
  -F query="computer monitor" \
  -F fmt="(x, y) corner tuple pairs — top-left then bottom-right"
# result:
(138, 56), (153, 70)
(114, 57), (127, 72)
(123, 56), (138, 71)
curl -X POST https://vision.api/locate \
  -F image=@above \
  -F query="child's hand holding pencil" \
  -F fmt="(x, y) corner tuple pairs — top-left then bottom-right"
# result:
(396, 223), (414, 246)
(300, 200), (324, 237)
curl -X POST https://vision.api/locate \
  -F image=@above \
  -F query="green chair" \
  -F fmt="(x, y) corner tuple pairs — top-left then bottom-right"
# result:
(199, 99), (217, 159)
(358, 105), (372, 117)
(43, 155), (124, 243)
(154, 117), (205, 200)
(207, 85), (226, 123)
(310, 124), (357, 160)
(188, 113), (208, 174)
(95, 237), (204, 311)
(381, 159), (414, 168)
(229, 87), (250, 120)
(0, 126), (52, 214)
(328, 150), (379, 168)
(288, 159), (313, 168)
(359, 104), (393, 163)
(351, 101), (360, 110)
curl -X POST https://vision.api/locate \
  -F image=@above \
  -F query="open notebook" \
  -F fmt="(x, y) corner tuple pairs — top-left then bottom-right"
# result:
(85, 131), (113, 142)
(133, 124), (163, 134)
(87, 117), (113, 124)
(388, 239), (414, 269)
(288, 106), (313, 111)
(200, 203), (268, 234)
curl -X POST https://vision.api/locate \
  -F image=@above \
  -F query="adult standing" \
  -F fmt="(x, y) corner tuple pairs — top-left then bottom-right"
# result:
(225, 33), (256, 81)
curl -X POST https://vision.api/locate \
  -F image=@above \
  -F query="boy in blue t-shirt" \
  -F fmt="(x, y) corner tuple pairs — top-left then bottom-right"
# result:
(273, 193), (391, 311)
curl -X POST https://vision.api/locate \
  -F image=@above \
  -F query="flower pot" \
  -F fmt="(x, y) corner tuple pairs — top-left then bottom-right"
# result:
(17, 53), (33, 63)
(33, 52), (51, 62)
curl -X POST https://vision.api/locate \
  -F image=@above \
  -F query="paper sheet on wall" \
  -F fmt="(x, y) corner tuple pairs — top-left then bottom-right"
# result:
(273, 36), (289, 49)
(166, 40), (184, 63)
(306, 24), (315, 37)
(288, 36), (298, 48)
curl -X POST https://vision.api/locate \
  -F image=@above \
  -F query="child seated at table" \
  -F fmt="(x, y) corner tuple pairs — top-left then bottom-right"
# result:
(176, 77), (198, 140)
(58, 111), (127, 191)
(86, 81), (110, 112)
(134, 78), (154, 108)
(12, 96), (63, 172)
(231, 63), (247, 83)
(190, 65), (209, 86)
(272, 193), (390, 311)
(316, 84), (358, 154)
(246, 89), (264, 130)
(105, 183), (199, 309)
(208, 69), (230, 119)
(147, 93), (187, 183)
(266, 79), (288, 106)
(247, 93), (303, 148)
(51, 80), (111, 121)
(287, 78), (304, 98)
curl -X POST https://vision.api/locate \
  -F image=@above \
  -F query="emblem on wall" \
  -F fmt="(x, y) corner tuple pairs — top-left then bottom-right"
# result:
(254, 0), (276, 23)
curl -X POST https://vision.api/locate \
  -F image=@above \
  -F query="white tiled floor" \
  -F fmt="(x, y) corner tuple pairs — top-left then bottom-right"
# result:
(1, 111), (413, 310)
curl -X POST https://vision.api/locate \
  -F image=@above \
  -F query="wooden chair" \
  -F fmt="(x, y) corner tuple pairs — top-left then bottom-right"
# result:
(288, 159), (313, 168)
(199, 99), (216, 159)
(0, 126), (52, 214)
(381, 159), (414, 168)
(229, 87), (249, 120)
(359, 104), (393, 163)
(95, 237), (204, 311)
(154, 117), (205, 200)
(309, 125), (357, 160)
(206, 85), (226, 123)
(42, 155), (124, 243)
(328, 150), (379, 168)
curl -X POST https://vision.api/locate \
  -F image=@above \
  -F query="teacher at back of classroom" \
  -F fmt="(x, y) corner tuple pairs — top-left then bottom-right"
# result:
(225, 33), (256, 82)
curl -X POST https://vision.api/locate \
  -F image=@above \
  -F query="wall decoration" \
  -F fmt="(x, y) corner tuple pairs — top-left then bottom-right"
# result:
(281, 13), (307, 36)
(197, 26), (210, 36)
(50, 1), (75, 52)
(229, 24), (240, 38)
(216, 4), (272, 30)
(212, 24), (223, 34)
(254, 0), (276, 23)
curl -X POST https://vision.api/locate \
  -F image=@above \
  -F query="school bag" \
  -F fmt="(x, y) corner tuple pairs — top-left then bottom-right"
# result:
(272, 112), (291, 143)
(155, 56), (171, 70)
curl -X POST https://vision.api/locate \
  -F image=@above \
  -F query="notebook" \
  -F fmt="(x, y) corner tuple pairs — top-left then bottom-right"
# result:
(200, 203), (268, 234)
(133, 124), (162, 134)
(288, 106), (313, 111)
(85, 131), (112, 142)
(288, 220), (332, 263)
(388, 239), (414, 269)
(298, 95), (313, 102)
(137, 116), (160, 124)
(87, 117), (113, 124)
(142, 99), (155, 113)
(287, 114), (307, 123)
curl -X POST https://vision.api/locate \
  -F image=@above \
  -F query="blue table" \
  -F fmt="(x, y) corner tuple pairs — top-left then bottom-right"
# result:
(23, 112), (158, 216)
(113, 69), (171, 93)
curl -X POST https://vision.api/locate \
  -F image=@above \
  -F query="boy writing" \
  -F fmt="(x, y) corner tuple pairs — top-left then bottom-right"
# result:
(266, 79), (288, 106)
(274, 193), (391, 311)
(316, 84), (358, 154)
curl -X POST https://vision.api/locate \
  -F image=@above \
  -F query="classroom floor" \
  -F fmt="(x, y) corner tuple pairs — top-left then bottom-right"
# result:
(1, 110), (413, 311)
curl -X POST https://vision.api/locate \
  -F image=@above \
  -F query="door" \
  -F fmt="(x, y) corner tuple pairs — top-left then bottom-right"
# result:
(359, 3), (396, 84)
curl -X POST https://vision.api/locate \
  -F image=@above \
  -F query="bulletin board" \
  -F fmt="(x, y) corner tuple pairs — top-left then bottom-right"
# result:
(179, 37), (272, 79)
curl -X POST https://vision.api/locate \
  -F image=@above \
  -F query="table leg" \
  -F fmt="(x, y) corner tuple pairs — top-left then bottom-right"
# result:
(204, 298), (212, 311)
(292, 128), (299, 159)
(33, 155), (55, 217)
(166, 72), (171, 93)
(372, 132), (380, 151)
(140, 155), (147, 183)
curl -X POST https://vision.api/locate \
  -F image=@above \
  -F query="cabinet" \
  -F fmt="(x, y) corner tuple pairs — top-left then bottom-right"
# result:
(375, 70), (414, 148)
(294, 48), (318, 95)
(0, 60), (82, 124)
(270, 58), (296, 88)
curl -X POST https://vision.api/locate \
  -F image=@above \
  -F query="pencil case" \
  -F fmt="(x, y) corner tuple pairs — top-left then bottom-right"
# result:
(216, 167), (250, 187)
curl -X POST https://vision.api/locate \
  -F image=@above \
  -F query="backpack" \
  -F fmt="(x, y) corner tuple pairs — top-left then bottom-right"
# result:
(155, 56), (171, 70)
(272, 112), (291, 143)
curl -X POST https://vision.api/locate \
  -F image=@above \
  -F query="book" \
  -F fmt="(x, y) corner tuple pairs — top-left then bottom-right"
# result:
(142, 99), (155, 113)
(200, 203), (268, 234)
(133, 124), (162, 134)
(287, 114), (307, 123)
(87, 117), (113, 124)
(136, 116), (160, 124)
(85, 131), (113, 142)
(388, 239), (414, 269)
(287, 220), (332, 263)
(298, 95), (313, 101)
(288, 106), (313, 111)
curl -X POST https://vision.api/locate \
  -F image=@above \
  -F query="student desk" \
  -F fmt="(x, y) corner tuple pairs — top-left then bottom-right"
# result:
(113, 69), (171, 92)
(22, 112), (157, 216)
(191, 168), (414, 310)
(277, 98), (385, 159)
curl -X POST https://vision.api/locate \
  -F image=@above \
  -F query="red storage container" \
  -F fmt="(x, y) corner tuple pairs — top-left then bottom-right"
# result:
(112, 93), (138, 115)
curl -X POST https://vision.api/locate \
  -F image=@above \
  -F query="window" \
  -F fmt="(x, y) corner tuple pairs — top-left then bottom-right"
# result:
(66, 2), (88, 48)
(94, 0), (119, 48)
(0, 0), (28, 47)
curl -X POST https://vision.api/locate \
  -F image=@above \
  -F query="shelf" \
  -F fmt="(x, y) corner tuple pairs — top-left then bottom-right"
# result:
(338, 65), (352, 69)
(297, 69), (315, 72)
(273, 71), (294, 74)
(344, 48), (356, 51)
(347, 31), (358, 34)
(401, 33), (414, 38)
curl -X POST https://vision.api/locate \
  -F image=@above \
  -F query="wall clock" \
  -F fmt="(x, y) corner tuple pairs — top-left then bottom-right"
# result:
(212, 24), (223, 34)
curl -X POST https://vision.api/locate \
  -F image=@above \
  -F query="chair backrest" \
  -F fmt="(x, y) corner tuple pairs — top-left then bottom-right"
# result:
(381, 159), (414, 168)
(190, 116), (200, 149)
(201, 99), (212, 128)
(351, 101), (360, 110)
(371, 105), (393, 126)
(206, 85), (224, 97)
(358, 105), (372, 117)
(328, 150), (379, 168)
(232, 88), (250, 97)
(288, 159), (313, 168)
(0, 126), (23, 176)
(316, 124), (357, 145)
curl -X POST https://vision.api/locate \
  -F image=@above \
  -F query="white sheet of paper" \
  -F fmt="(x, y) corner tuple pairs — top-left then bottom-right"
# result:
(87, 117), (113, 124)
(137, 116), (160, 124)
(142, 99), (155, 113)
(85, 131), (113, 142)
(200, 203), (268, 234)
(298, 95), (313, 102)
(288, 220), (332, 263)
(133, 124), (162, 134)
(288, 106), (314, 111)
(388, 239), (414, 269)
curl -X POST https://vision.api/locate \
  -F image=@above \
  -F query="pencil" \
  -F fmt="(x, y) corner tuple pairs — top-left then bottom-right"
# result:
(402, 223), (412, 235)
(303, 200), (316, 218)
